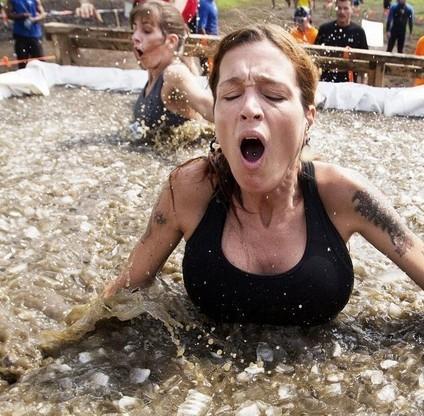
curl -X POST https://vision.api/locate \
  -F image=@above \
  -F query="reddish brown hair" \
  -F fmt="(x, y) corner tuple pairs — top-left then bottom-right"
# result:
(207, 25), (319, 213)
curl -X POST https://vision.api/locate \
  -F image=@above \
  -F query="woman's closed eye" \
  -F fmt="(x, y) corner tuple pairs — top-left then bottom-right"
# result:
(262, 89), (286, 102)
(223, 94), (241, 101)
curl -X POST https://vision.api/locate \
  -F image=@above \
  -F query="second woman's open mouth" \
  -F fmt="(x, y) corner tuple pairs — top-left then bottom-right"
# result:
(240, 137), (265, 164)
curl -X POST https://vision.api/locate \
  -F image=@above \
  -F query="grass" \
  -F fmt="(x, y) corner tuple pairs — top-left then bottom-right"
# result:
(218, 0), (424, 37)
(219, 0), (424, 18)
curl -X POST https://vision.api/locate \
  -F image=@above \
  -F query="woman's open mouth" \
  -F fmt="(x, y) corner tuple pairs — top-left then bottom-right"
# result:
(240, 137), (265, 164)
(134, 47), (144, 60)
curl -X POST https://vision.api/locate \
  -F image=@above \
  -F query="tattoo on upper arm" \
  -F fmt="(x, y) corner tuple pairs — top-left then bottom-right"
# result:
(154, 212), (167, 225)
(352, 190), (413, 257)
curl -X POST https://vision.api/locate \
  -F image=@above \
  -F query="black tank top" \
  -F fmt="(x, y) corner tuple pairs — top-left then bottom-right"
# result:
(133, 72), (188, 129)
(182, 162), (354, 326)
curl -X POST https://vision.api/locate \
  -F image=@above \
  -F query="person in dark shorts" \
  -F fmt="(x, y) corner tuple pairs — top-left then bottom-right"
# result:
(101, 24), (424, 327)
(386, 0), (414, 54)
(6, 0), (46, 68)
(315, 0), (368, 82)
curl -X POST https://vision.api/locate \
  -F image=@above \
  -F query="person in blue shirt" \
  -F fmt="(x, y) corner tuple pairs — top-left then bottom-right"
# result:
(197, 0), (218, 36)
(386, 0), (414, 53)
(6, 0), (46, 68)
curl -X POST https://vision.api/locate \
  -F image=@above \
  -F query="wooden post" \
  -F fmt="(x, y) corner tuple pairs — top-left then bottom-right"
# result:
(374, 62), (385, 87)
(50, 33), (75, 65)
(367, 61), (385, 87)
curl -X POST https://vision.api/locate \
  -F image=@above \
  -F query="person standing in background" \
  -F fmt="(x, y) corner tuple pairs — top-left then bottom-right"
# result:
(290, 7), (317, 44)
(315, 0), (368, 82)
(383, 0), (391, 16)
(415, 35), (424, 86)
(76, 0), (199, 33)
(386, 0), (413, 54)
(1, 1), (9, 27)
(294, 0), (313, 13)
(197, 0), (218, 36)
(6, 0), (46, 68)
(197, 0), (218, 74)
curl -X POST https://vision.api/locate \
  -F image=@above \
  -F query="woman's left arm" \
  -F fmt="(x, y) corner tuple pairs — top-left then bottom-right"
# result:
(318, 163), (424, 289)
(163, 63), (214, 122)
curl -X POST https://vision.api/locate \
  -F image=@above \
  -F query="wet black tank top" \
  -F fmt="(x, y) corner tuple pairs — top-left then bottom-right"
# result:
(133, 72), (188, 129)
(182, 162), (354, 326)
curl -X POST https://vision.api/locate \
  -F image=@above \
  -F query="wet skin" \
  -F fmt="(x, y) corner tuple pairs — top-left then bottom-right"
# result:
(214, 39), (315, 197)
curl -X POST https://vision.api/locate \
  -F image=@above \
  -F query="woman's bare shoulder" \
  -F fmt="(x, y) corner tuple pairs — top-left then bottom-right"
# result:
(163, 60), (194, 84)
(312, 161), (373, 239)
(171, 157), (214, 191)
(169, 157), (216, 237)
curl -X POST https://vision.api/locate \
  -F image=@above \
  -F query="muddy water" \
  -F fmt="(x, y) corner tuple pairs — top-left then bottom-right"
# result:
(0, 88), (423, 415)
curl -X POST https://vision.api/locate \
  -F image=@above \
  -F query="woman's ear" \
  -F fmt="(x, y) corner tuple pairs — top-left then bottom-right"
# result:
(305, 105), (316, 128)
(166, 33), (179, 50)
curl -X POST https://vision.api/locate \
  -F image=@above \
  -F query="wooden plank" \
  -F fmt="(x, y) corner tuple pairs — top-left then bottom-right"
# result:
(385, 63), (424, 77)
(305, 44), (424, 68)
(71, 36), (132, 51)
(44, 22), (424, 84)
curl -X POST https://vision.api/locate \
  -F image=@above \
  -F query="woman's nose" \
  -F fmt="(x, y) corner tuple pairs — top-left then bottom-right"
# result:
(132, 31), (141, 45)
(240, 91), (264, 121)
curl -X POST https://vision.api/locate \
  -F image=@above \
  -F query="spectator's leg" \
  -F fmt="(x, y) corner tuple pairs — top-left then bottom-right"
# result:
(386, 32), (396, 52)
(397, 31), (405, 54)
(28, 37), (44, 60)
(187, 14), (197, 34)
(14, 36), (30, 69)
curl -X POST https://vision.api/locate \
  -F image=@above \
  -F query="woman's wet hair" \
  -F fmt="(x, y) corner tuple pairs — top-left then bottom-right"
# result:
(130, 0), (187, 52)
(207, 25), (319, 215)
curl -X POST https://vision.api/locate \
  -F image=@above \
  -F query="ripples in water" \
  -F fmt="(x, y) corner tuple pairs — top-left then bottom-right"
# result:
(0, 88), (423, 415)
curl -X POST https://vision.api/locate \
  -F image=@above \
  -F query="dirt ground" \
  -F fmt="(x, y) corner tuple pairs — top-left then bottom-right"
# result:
(0, 0), (422, 86)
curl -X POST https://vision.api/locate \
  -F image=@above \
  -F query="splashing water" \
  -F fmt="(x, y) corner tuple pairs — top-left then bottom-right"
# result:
(0, 88), (423, 414)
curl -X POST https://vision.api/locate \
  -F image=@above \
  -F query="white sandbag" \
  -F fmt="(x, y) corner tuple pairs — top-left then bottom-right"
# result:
(383, 85), (424, 117)
(1, 61), (422, 117)
(316, 82), (424, 117)
(0, 61), (51, 98)
(316, 82), (386, 113)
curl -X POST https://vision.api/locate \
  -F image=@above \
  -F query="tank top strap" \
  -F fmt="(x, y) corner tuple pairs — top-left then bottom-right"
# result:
(142, 72), (164, 99)
(300, 161), (353, 270)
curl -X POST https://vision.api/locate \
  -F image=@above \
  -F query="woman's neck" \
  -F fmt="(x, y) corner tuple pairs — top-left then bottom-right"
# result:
(237, 166), (303, 228)
(147, 56), (179, 85)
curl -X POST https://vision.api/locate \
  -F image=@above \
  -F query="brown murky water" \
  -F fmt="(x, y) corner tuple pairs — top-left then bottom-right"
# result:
(0, 88), (423, 415)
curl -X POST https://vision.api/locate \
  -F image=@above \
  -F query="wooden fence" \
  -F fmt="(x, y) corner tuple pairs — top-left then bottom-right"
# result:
(44, 22), (424, 87)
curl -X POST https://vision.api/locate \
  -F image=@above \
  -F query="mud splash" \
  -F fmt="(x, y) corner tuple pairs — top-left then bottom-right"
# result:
(0, 88), (423, 415)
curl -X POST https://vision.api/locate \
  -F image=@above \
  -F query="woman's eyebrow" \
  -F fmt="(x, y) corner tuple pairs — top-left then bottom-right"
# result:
(218, 75), (286, 89)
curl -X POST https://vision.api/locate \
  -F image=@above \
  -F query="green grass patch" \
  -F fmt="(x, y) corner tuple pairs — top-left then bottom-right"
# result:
(219, 0), (254, 10)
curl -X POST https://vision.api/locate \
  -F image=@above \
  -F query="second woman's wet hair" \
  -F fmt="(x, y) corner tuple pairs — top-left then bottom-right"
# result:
(130, 0), (187, 52)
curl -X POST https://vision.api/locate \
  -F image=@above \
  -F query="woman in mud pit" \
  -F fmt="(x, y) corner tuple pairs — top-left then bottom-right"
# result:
(103, 24), (424, 326)
(129, 1), (213, 133)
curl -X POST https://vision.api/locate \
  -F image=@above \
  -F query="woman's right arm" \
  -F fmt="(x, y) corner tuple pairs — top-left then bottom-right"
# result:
(103, 181), (184, 298)
(103, 159), (213, 298)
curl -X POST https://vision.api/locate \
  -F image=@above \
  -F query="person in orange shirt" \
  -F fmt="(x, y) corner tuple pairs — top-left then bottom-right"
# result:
(290, 7), (318, 45)
(415, 35), (424, 86)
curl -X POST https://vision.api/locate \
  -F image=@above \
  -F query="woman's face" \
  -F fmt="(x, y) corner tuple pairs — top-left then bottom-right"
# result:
(131, 14), (171, 70)
(214, 39), (315, 194)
